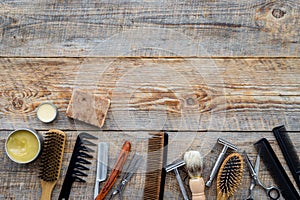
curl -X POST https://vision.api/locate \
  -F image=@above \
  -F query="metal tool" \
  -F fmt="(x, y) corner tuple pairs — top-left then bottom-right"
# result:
(244, 151), (280, 200)
(165, 160), (189, 200)
(94, 142), (109, 199)
(206, 138), (237, 187)
(109, 153), (143, 200)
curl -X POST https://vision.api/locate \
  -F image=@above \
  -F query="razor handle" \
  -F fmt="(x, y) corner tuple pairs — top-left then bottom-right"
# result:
(190, 178), (206, 200)
(205, 146), (227, 187)
(173, 168), (189, 200)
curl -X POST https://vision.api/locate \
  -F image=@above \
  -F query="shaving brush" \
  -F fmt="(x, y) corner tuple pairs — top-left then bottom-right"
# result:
(184, 151), (206, 200)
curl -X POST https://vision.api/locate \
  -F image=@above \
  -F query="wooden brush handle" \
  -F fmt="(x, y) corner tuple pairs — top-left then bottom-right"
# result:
(95, 141), (131, 200)
(189, 177), (206, 200)
(40, 181), (56, 200)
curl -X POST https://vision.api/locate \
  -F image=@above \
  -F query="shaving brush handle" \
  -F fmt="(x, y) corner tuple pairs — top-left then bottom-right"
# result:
(189, 178), (206, 200)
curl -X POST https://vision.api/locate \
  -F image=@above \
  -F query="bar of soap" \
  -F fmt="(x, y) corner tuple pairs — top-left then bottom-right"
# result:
(66, 89), (110, 128)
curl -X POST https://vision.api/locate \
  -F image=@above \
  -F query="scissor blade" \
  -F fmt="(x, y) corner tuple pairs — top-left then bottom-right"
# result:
(243, 151), (257, 177)
(109, 154), (143, 200)
(124, 154), (143, 179)
(254, 151), (260, 176)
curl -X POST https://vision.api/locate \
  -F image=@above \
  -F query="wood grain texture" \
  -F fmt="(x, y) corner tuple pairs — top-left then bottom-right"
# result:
(0, 0), (299, 57)
(0, 58), (299, 131)
(1, 1), (298, 199)
(0, 130), (299, 199)
(0, 57), (298, 199)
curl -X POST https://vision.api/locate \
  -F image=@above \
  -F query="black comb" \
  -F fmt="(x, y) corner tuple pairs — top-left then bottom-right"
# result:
(58, 132), (97, 200)
(272, 125), (300, 190)
(254, 138), (300, 200)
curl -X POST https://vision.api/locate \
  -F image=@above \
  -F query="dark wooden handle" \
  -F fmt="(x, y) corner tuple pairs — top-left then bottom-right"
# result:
(95, 141), (131, 200)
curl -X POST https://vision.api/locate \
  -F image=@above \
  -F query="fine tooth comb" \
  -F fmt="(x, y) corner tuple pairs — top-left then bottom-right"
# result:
(58, 132), (97, 200)
(272, 125), (300, 190)
(254, 138), (300, 200)
(39, 129), (66, 200)
(216, 152), (243, 200)
(143, 132), (168, 200)
(94, 142), (109, 199)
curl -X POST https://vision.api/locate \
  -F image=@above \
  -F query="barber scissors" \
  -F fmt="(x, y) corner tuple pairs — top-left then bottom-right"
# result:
(244, 151), (280, 200)
(108, 154), (143, 200)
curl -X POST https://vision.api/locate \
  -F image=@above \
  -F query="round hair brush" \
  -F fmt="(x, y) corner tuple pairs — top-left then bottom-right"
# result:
(184, 150), (206, 200)
(216, 152), (243, 200)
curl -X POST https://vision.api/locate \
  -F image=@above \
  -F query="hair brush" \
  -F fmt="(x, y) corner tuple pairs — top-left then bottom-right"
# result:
(216, 152), (243, 200)
(184, 150), (206, 200)
(39, 129), (66, 200)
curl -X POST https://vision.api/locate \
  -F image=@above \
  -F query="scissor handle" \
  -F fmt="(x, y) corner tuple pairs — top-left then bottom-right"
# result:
(266, 187), (280, 200)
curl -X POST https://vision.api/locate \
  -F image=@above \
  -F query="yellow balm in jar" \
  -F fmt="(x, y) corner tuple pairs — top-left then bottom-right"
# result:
(5, 129), (41, 164)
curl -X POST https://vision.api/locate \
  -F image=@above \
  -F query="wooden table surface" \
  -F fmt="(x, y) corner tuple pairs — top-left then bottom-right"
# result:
(0, 1), (299, 200)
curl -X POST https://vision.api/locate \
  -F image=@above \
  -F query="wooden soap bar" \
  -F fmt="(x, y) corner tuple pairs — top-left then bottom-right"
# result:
(66, 89), (110, 128)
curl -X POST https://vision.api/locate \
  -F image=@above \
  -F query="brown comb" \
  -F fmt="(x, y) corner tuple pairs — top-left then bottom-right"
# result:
(143, 132), (168, 200)
(39, 129), (66, 200)
(216, 152), (243, 200)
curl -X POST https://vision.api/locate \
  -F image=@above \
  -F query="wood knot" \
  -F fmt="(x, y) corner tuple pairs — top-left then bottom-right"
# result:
(12, 97), (24, 110)
(2, 89), (45, 114)
(186, 97), (195, 106)
(272, 9), (285, 18)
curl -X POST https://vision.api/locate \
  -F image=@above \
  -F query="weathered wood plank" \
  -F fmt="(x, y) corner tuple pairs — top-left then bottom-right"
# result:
(0, 58), (299, 131)
(0, 130), (298, 199)
(0, 0), (299, 57)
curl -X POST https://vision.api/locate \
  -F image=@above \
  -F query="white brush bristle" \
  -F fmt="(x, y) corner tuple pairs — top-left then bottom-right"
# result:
(184, 150), (203, 178)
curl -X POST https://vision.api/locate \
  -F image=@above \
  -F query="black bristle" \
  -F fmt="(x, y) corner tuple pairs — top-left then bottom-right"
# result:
(39, 130), (66, 182)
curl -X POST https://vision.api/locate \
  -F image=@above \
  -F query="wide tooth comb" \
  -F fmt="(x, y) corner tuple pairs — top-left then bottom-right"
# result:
(76, 157), (91, 165)
(78, 151), (93, 159)
(74, 164), (89, 171)
(58, 132), (97, 200)
(73, 169), (88, 177)
(216, 152), (243, 200)
(39, 129), (66, 200)
(80, 145), (94, 153)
